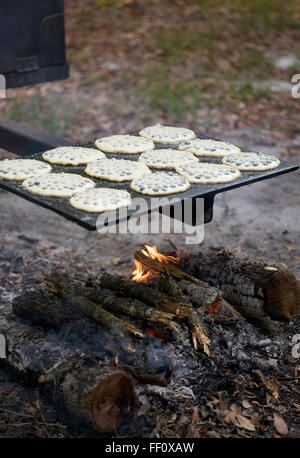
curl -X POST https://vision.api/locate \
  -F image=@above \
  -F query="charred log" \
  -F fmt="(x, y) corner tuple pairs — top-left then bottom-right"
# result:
(178, 250), (300, 320)
(41, 274), (144, 338)
(177, 279), (243, 321)
(136, 250), (243, 320)
(159, 272), (211, 355)
(135, 249), (209, 287)
(3, 321), (136, 432)
(12, 288), (73, 329)
(98, 272), (191, 318)
(51, 273), (179, 336)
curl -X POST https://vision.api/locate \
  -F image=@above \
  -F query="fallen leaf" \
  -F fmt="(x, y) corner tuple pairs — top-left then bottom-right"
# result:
(242, 399), (251, 409)
(251, 413), (260, 426)
(232, 414), (256, 431)
(273, 414), (288, 436)
(192, 406), (199, 423)
(254, 370), (280, 399)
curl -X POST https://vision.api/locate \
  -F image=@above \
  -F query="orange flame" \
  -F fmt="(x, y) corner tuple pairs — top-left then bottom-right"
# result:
(131, 260), (152, 282)
(131, 245), (179, 282)
(141, 245), (179, 264)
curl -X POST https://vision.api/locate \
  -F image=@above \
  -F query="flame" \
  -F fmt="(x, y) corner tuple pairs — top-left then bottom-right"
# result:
(131, 245), (179, 282)
(131, 260), (152, 282)
(141, 245), (179, 264)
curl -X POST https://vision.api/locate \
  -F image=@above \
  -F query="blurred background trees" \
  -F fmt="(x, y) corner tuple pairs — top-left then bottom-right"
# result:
(1, 0), (299, 142)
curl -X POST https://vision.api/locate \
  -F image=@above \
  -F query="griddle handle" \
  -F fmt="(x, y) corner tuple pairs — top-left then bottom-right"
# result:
(0, 120), (71, 156)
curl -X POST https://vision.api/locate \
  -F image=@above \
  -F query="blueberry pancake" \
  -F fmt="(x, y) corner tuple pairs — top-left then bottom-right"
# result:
(22, 173), (95, 197)
(131, 171), (190, 195)
(85, 158), (151, 182)
(179, 138), (241, 157)
(95, 135), (154, 154)
(70, 188), (131, 213)
(42, 146), (105, 166)
(0, 159), (51, 181)
(139, 124), (196, 144)
(176, 162), (241, 183)
(222, 152), (280, 171)
(139, 149), (198, 169)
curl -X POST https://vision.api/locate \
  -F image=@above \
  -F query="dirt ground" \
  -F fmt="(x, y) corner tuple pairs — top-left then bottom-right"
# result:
(0, 0), (299, 438)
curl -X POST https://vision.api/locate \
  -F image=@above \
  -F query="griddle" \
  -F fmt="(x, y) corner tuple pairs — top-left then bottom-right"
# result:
(0, 131), (298, 230)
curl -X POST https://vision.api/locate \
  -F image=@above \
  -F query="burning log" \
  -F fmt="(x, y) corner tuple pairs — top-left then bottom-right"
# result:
(179, 251), (300, 320)
(2, 321), (136, 432)
(98, 272), (191, 318)
(135, 248), (243, 320)
(135, 249), (209, 286)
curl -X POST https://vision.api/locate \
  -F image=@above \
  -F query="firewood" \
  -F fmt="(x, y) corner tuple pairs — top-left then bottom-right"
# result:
(52, 273), (179, 335)
(177, 279), (244, 321)
(135, 249), (243, 320)
(2, 321), (136, 432)
(94, 294), (180, 334)
(42, 275), (144, 338)
(12, 285), (175, 387)
(135, 249), (208, 286)
(98, 272), (191, 317)
(12, 287), (74, 329)
(159, 271), (212, 355)
(187, 309), (212, 355)
(178, 251), (300, 320)
(14, 277), (179, 338)
(176, 278), (221, 308)
(159, 271), (192, 309)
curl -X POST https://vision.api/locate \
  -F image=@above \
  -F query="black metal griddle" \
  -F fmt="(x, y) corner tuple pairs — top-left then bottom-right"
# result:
(0, 130), (298, 230)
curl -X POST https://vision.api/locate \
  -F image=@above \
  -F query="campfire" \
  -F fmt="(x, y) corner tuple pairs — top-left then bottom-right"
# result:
(2, 245), (300, 436)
